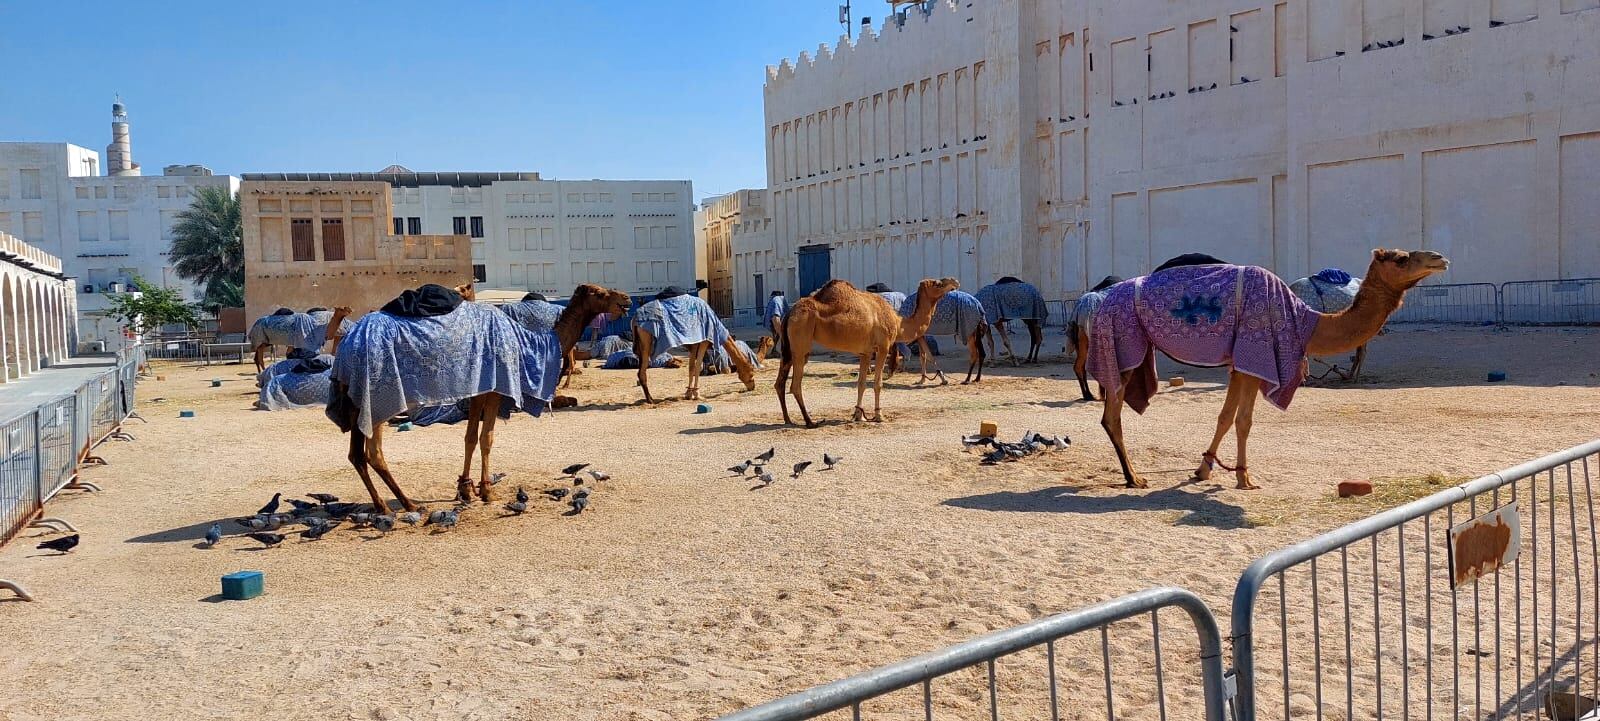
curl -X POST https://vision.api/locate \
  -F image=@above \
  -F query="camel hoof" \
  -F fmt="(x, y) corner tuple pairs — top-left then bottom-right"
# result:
(478, 482), (493, 503)
(1124, 478), (1149, 489)
(1236, 473), (1259, 491)
(455, 478), (473, 503)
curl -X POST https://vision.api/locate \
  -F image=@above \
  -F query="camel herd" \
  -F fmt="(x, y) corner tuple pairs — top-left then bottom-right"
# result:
(246, 248), (1448, 511)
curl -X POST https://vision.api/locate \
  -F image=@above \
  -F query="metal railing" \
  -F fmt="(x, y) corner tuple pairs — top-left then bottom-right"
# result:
(1231, 439), (1600, 720)
(1386, 282), (1501, 324)
(1501, 278), (1600, 325)
(718, 587), (1229, 721)
(0, 413), (39, 545)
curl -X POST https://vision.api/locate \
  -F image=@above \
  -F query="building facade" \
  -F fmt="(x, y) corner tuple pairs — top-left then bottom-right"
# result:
(239, 180), (472, 322)
(698, 190), (770, 317)
(760, 0), (1600, 302)
(0, 231), (78, 377)
(243, 170), (698, 301)
(0, 102), (239, 346)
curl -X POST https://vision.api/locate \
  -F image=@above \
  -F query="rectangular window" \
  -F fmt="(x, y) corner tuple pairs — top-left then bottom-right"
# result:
(79, 211), (99, 242)
(75, 186), (89, 199)
(19, 169), (41, 199)
(407, 217), (421, 234)
(469, 216), (483, 238)
(393, 217), (404, 234)
(0, 213), (9, 235)
(508, 228), (523, 252)
(452, 216), (467, 235)
(567, 192), (581, 203)
(509, 264), (526, 286)
(451, 187), (466, 203)
(113, 185), (128, 200)
(665, 191), (677, 202)
(599, 192), (612, 202)
(157, 185), (171, 198)
(160, 210), (179, 241)
(321, 218), (346, 261)
(291, 218), (316, 261)
(109, 210), (129, 241)
(582, 192), (597, 202)
(176, 186), (190, 198)
(0, 173), (9, 199)
(22, 212), (42, 243)
(472, 264), (486, 283)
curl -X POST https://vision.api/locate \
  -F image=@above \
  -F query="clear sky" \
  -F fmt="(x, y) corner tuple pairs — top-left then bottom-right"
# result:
(0, 0), (856, 203)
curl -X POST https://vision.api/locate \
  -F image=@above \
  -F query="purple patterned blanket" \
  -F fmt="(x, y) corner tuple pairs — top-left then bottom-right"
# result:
(1087, 264), (1320, 413)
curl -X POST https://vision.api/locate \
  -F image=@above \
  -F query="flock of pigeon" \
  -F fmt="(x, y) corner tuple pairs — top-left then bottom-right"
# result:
(962, 430), (1071, 465)
(728, 447), (842, 487)
(210, 462), (606, 549)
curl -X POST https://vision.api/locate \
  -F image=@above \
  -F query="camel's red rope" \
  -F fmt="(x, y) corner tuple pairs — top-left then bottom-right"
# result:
(1203, 451), (1246, 473)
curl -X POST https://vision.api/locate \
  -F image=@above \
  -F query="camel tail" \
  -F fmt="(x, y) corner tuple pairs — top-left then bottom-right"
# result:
(976, 322), (989, 365)
(777, 303), (799, 365)
(326, 379), (357, 435)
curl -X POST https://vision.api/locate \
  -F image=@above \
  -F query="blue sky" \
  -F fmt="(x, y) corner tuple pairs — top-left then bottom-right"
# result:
(0, 1), (853, 202)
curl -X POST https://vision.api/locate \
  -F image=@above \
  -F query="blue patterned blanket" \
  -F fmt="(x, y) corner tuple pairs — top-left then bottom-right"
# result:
(1072, 290), (1112, 337)
(1289, 273), (1362, 314)
(257, 361), (333, 411)
(248, 310), (350, 352)
(602, 349), (674, 369)
(705, 339), (763, 375)
(327, 302), (561, 435)
(501, 299), (564, 335)
(633, 296), (729, 352)
(875, 291), (908, 315)
(905, 289), (985, 340)
(975, 281), (1049, 324)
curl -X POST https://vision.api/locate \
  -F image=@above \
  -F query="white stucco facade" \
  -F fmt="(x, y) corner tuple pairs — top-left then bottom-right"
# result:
(761, 0), (1600, 302)
(0, 142), (239, 346)
(698, 189), (773, 319)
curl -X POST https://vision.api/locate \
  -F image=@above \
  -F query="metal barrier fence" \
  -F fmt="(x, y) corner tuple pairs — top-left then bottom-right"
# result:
(718, 587), (1229, 721)
(1231, 439), (1600, 720)
(0, 351), (141, 546)
(1374, 282), (1503, 324)
(1501, 278), (1600, 325)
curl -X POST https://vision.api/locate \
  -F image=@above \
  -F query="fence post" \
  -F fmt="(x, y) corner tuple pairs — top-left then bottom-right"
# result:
(30, 410), (42, 515)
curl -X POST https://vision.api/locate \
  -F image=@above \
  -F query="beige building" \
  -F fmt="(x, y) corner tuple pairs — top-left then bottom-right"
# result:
(761, 0), (1600, 301)
(698, 190), (770, 317)
(0, 231), (76, 378)
(240, 181), (472, 322)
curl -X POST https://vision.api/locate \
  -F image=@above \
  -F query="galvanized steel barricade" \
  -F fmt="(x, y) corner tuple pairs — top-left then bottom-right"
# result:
(1387, 282), (1501, 324)
(37, 396), (76, 501)
(1501, 278), (1600, 325)
(1230, 439), (1600, 721)
(718, 587), (1230, 721)
(0, 413), (40, 545)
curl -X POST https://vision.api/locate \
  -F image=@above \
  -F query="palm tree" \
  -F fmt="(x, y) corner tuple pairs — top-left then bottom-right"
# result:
(169, 186), (243, 310)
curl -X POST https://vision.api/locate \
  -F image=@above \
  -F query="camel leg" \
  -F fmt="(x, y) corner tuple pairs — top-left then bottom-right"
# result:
(365, 424), (417, 512)
(1100, 375), (1146, 489)
(1073, 326), (1094, 401)
(1195, 375), (1247, 482)
(869, 343), (887, 422)
(1232, 374), (1263, 490)
(967, 325), (988, 384)
(458, 400), (483, 502)
(476, 399), (499, 503)
(1027, 320), (1043, 363)
(851, 353), (871, 422)
(347, 427), (387, 511)
(253, 345), (268, 374)
(560, 347), (576, 389)
(1350, 344), (1368, 382)
(787, 337), (815, 428)
(636, 330), (655, 404)
(685, 342), (705, 400)
(920, 338), (949, 386)
(997, 320), (1019, 366)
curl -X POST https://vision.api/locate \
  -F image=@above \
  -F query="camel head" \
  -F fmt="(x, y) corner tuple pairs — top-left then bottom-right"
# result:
(571, 284), (632, 318)
(755, 335), (775, 359)
(453, 282), (477, 302)
(1367, 249), (1449, 290)
(916, 276), (961, 301)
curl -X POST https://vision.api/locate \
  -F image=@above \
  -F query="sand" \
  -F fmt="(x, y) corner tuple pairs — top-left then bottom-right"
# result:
(0, 326), (1597, 720)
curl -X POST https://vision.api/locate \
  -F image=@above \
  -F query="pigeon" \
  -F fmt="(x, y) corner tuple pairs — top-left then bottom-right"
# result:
(257, 492), (282, 516)
(286, 498), (318, 514)
(755, 447), (776, 464)
(516, 486), (530, 504)
(1021, 430), (1039, 446)
(37, 534), (80, 554)
(300, 516), (330, 530)
(586, 469), (611, 483)
(823, 453), (841, 470)
(490, 472), (507, 485)
(204, 523), (222, 548)
(322, 502), (360, 518)
(561, 463), (590, 476)
(569, 488), (591, 514)
(300, 521), (340, 541)
(756, 470), (776, 486)
(981, 449), (1007, 465)
(961, 434), (994, 451)
(348, 512), (375, 528)
(236, 515), (282, 532)
(306, 493), (339, 505)
(544, 488), (570, 501)
(791, 461), (812, 479)
(432, 509), (460, 530)
(398, 511), (423, 527)
(504, 499), (528, 515)
(728, 460), (752, 476)
(371, 515), (396, 533)
(1113, 100), (1123, 107)
(1052, 435), (1072, 451)
(246, 532), (286, 548)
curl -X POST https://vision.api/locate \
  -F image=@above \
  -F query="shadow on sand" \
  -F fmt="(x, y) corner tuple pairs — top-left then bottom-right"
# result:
(942, 478), (1254, 530)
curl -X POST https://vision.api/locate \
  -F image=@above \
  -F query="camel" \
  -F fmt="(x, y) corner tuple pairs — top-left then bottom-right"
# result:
(1289, 269), (1368, 381)
(892, 289), (990, 386)
(976, 278), (1050, 364)
(633, 290), (755, 402)
(328, 282), (562, 510)
(776, 277), (958, 427)
(1067, 275), (1126, 401)
(1089, 249), (1448, 490)
(249, 306), (354, 374)
(501, 286), (633, 389)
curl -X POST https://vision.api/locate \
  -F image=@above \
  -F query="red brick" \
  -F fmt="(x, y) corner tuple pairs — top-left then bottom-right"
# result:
(1338, 480), (1373, 498)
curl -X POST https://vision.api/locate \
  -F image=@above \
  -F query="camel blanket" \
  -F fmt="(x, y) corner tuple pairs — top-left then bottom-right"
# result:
(593, 334), (632, 359)
(1072, 290), (1111, 338)
(1290, 271), (1362, 314)
(1087, 264), (1320, 414)
(976, 281), (1049, 324)
(633, 296), (730, 353)
(602, 349), (675, 370)
(905, 289), (985, 341)
(327, 302), (561, 435)
(501, 299), (564, 335)
(704, 339), (762, 375)
(247, 310), (350, 352)
(257, 359), (333, 411)
(875, 291), (908, 315)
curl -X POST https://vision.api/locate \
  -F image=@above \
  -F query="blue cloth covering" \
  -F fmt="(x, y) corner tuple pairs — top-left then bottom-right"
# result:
(704, 339), (762, 375)
(1072, 290), (1111, 338)
(1314, 268), (1353, 285)
(501, 299), (564, 335)
(592, 334), (632, 359)
(327, 302), (561, 435)
(875, 291), (908, 315)
(258, 353), (333, 386)
(602, 349), (674, 369)
(906, 289), (986, 341)
(975, 281), (1050, 324)
(248, 310), (350, 352)
(632, 295), (730, 352)
(257, 362), (333, 411)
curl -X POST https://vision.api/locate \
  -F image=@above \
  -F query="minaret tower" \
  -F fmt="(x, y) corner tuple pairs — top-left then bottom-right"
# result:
(106, 96), (140, 176)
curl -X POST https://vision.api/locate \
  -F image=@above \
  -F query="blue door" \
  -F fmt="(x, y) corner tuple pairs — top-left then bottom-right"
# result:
(797, 244), (832, 297)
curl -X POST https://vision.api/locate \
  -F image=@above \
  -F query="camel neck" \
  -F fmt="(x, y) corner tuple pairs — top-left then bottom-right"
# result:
(1305, 262), (1404, 355)
(896, 293), (942, 342)
(554, 305), (596, 352)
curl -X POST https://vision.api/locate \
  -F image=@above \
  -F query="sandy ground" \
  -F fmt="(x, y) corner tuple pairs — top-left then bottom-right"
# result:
(0, 326), (1597, 720)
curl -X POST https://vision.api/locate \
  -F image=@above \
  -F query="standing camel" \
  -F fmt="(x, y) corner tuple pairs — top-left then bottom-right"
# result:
(776, 277), (958, 427)
(1289, 269), (1368, 381)
(327, 282), (562, 510)
(976, 278), (1050, 364)
(1088, 249), (1448, 490)
(502, 286), (633, 389)
(633, 289), (754, 402)
(899, 288), (990, 385)
(1067, 275), (1125, 401)
(248, 306), (354, 374)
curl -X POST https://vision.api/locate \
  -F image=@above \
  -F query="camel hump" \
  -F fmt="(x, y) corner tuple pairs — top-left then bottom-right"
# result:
(810, 279), (859, 303)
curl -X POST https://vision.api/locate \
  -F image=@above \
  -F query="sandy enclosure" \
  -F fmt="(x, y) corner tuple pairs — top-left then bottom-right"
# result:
(1, 326), (1597, 720)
